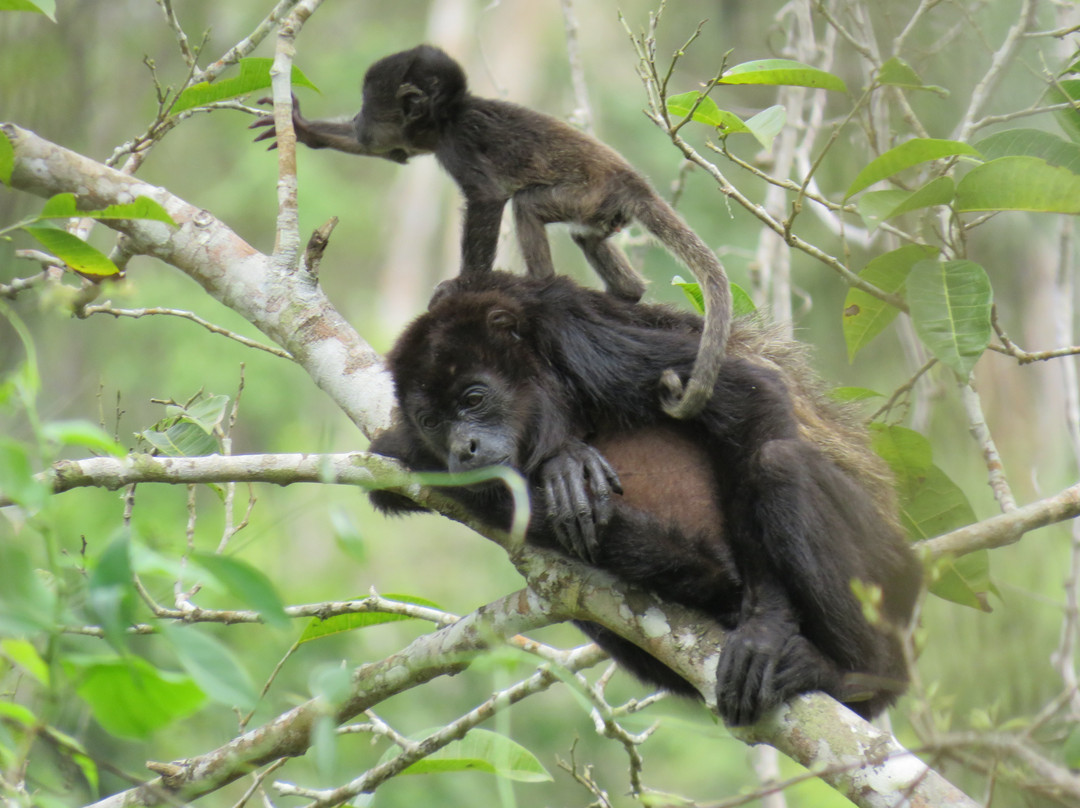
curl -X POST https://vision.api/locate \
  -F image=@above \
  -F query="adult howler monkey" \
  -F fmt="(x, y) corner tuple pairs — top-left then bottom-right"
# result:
(251, 44), (730, 419)
(368, 271), (921, 726)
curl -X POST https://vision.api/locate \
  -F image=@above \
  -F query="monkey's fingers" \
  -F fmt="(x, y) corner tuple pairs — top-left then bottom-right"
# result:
(581, 452), (621, 530)
(542, 462), (599, 563)
(548, 473), (600, 561)
(717, 633), (772, 725)
(585, 449), (623, 496)
(769, 635), (845, 705)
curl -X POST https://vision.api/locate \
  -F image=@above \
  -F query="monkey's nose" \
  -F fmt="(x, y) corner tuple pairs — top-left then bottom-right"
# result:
(453, 439), (478, 467)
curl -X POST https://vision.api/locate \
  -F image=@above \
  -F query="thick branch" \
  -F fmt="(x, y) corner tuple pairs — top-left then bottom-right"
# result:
(0, 123), (395, 438)
(29, 454), (1080, 563)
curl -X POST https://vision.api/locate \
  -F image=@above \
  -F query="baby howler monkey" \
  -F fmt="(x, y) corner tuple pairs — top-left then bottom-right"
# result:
(251, 44), (732, 419)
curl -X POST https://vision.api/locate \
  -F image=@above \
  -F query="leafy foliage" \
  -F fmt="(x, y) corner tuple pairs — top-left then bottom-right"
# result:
(172, 58), (318, 113)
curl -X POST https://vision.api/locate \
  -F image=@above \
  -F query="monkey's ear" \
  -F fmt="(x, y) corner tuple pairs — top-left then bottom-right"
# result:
(487, 308), (521, 339)
(397, 83), (429, 122)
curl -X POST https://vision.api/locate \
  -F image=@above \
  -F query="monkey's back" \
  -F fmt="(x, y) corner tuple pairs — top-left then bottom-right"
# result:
(439, 97), (647, 199)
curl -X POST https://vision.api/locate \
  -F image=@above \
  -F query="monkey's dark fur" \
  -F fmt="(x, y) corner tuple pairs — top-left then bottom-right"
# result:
(251, 44), (731, 419)
(368, 271), (921, 726)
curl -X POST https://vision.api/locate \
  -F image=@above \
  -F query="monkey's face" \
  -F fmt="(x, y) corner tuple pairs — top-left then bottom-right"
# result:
(353, 100), (429, 163)
(355, 55), (438, 160)
(402, 372), (525, 474)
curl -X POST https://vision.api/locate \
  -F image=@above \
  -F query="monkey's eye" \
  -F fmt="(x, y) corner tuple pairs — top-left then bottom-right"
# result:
(415, 412), (440, 432)
(460, 385), (487, 411)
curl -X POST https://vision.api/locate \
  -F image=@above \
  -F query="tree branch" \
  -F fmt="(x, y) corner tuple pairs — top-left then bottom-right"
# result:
(0, 123), (395, 439)
(86, 590), (561, 808)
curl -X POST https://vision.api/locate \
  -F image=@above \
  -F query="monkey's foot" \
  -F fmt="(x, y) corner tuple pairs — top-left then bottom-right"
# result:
(717, 624), (844, 726)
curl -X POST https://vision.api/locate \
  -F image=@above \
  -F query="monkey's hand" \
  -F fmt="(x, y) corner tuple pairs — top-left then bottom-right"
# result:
(538, 440), (622, 564)
(249, 94), (307, 150)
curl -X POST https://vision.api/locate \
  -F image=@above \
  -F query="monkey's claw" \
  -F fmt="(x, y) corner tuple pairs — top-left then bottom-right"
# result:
(539, 440), (622, 564)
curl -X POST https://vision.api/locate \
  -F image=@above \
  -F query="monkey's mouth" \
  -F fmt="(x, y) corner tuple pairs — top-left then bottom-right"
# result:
(447, 457), (514, 476)
(387, 149), (409, 164)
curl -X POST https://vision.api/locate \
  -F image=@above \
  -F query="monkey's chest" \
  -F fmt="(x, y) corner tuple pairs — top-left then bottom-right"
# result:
(591, 425), (723, 538)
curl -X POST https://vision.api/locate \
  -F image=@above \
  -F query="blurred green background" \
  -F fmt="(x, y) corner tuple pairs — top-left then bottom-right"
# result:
(1, 1), (1076, 806)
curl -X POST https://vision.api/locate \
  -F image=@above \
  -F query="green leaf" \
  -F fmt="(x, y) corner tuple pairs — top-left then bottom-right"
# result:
(744, 105), (786, 150)
(172, 58), (318, 114)
(720, 59), (847, 93)
(671, 277), (755, 317)
(975, 128), (1080, 174)
(729, 283), (756, 317)
(38, 193), (176, 226)
(672, 276), (705, 313)
(845, 139), (981, 199)
(0, 542), (55, 635)
(855, 176), (955, 230)
(1045, 79), (1080, 144)
(871, 425), (934, 480)
(161, 623), (258, 710)
(177, 394), (230, 434)
(665, 94), (785, 150)
(0, 701), (36, 728)
(299, 593), (442, 644)
(88, 536), (136, 649)
(72, 655), (206, 739)
(872, 424), (986, 617)
(0, 437), (49, 512)
(929, 549), (993, 611)
(0, 128), (13, 186)
(42, 725), (99, 795)
(955, 155), (1080, 213)
(192, 552), (289, 629)
(666, 92), (748, 131)
(886, 443), (990, 612)
(875, 57), (949, 96)
(311, 714), (339, 779)
(40, 419), (125, 457)
(22, 225), (119, 279)
(0, 0), (55, 21)
(907, 259), (992, 377)
(140, 421), (218, 456)
(843, 245), (938, 361)
(898, 461), (976, 538)
(829, 386), (883, 403)
(1, 638), (50, 686)
(387, 728), (552, 782)
(331, 505), (367, 563)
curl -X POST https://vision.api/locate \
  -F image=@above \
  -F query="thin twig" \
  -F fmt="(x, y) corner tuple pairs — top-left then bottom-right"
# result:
(959, 378), (1016, 512)
(275, 644), (606, 807)
(154, 0), (197, 68)
(559, 0), (594, 134)
(77, 304), (293, 359)
(953, 0), (1036, 142)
